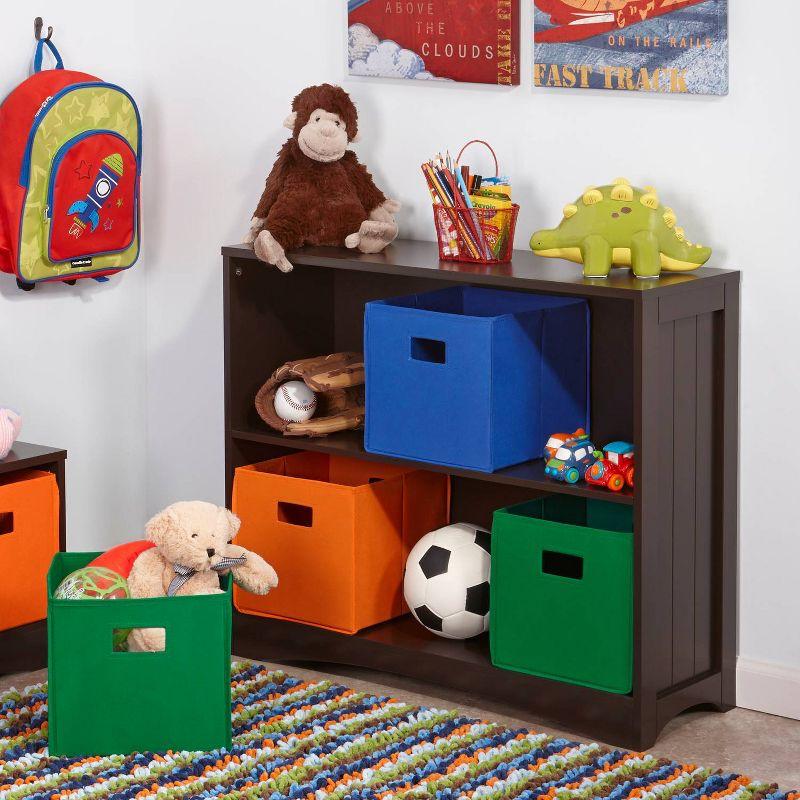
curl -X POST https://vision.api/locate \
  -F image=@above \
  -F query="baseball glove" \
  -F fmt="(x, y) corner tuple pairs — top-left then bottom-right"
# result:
(255, 352), (365, 437)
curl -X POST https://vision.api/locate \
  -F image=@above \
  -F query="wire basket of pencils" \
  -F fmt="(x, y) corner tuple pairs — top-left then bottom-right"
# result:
(423, 140), (519, 265)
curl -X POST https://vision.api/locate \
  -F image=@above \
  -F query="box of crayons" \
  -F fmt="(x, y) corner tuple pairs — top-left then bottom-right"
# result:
(422, 140), (519, 264)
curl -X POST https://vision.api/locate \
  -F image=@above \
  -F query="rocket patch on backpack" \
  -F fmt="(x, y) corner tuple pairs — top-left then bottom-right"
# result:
(68, 153), (123, 236)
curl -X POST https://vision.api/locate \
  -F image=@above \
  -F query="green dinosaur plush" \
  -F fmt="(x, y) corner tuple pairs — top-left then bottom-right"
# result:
(529, 179), (711, 279)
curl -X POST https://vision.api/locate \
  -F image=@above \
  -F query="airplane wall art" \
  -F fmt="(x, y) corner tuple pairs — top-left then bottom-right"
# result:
(534, 0), (728, 94)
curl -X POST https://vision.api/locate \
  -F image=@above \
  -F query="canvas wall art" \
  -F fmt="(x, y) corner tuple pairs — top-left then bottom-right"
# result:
(348, 0), (520, 85)
(533, 0), (728, 95)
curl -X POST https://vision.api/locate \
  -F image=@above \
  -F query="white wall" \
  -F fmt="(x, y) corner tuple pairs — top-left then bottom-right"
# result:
(139, 2), (350, 513)
(0, 3), (147, 550)
(2, 1), (798, 714)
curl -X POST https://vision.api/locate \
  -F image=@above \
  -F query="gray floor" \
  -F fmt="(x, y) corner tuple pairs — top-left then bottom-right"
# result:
(3, 660), (799, 790)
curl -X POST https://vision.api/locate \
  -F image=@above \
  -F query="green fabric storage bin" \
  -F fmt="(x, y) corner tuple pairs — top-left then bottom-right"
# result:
(47, 552), (232, 756)
(490, 497), (633, 694)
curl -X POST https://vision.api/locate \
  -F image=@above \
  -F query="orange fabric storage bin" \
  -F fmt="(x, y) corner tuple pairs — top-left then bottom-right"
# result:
(0, 469), (59, 631)
(232, 453), (449, 634)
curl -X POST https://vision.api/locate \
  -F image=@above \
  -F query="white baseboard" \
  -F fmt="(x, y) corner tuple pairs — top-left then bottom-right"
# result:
(737, 657), (800, 720)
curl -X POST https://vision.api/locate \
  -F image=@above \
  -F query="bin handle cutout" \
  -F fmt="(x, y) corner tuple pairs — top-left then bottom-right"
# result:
(542, 550), (583, 580)
(278, 501), (313, 527)
(113, 628), (166, 653)
(0, 512), (13, 536)
(410, 337), (446, 364)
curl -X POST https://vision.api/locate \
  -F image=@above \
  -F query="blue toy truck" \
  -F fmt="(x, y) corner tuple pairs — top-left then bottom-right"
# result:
(544, 438), (600, 484)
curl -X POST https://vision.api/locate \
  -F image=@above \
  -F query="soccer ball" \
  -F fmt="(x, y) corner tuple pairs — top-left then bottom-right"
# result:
(404, 523), (491, 640)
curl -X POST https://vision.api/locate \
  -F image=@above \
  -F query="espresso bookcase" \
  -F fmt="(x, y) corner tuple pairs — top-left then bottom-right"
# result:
(222, 240), (740, 750)
(0, 442), (67, 676)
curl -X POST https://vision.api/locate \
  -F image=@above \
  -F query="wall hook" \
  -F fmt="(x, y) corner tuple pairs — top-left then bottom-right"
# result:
(34, 17), (53, 41)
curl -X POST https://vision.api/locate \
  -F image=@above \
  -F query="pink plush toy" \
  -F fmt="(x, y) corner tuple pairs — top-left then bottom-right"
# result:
(0, 409), (22, 459)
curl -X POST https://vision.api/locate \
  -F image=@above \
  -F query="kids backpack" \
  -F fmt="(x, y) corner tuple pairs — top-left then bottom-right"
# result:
(0, 34), (141, 290)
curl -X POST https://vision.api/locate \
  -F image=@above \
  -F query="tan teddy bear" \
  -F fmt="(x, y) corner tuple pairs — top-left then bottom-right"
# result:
(126, 501), (277, 652)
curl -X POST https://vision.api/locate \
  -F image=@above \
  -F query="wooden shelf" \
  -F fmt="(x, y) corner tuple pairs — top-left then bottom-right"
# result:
(233, 610), (725, 750)
(0, 442), (66, 476)
(0, 621), (47, 677)
(0, 441), (67, 550)
(231, 426), (634, 505)
(232, 610), (638, 747)
(223, 240), (740, 750)
(0, 442), (67, 677)
(223, 240), (737, 301)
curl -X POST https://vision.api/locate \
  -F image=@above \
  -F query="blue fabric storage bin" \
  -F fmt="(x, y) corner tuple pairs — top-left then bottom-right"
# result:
(364, 286), (590, 473)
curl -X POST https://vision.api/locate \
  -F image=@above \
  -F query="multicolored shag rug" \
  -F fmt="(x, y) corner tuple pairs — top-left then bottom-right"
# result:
(1, 662), (796, 800)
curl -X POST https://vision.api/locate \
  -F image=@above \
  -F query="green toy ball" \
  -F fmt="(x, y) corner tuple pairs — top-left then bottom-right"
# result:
(55, 565), (130, 600)
(54, 566), (131, 650)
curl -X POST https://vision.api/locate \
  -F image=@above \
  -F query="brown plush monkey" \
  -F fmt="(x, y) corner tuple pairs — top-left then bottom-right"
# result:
(245, 84), (400, 272)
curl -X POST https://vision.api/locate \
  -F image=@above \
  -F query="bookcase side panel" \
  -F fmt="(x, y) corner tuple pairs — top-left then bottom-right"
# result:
(651, 293), (730, 696)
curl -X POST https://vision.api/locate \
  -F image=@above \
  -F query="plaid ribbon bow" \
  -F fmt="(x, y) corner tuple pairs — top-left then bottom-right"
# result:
(167, 555), (247, 597)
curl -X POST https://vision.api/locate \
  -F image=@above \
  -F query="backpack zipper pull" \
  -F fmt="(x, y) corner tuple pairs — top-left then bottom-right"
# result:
(44, 204), (50, 220)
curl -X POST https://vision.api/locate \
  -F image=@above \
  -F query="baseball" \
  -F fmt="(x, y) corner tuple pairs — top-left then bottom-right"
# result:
(274, 380), (317, 423)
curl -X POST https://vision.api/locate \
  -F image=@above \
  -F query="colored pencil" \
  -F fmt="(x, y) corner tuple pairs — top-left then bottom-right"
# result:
(422, 154), (494, 260)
